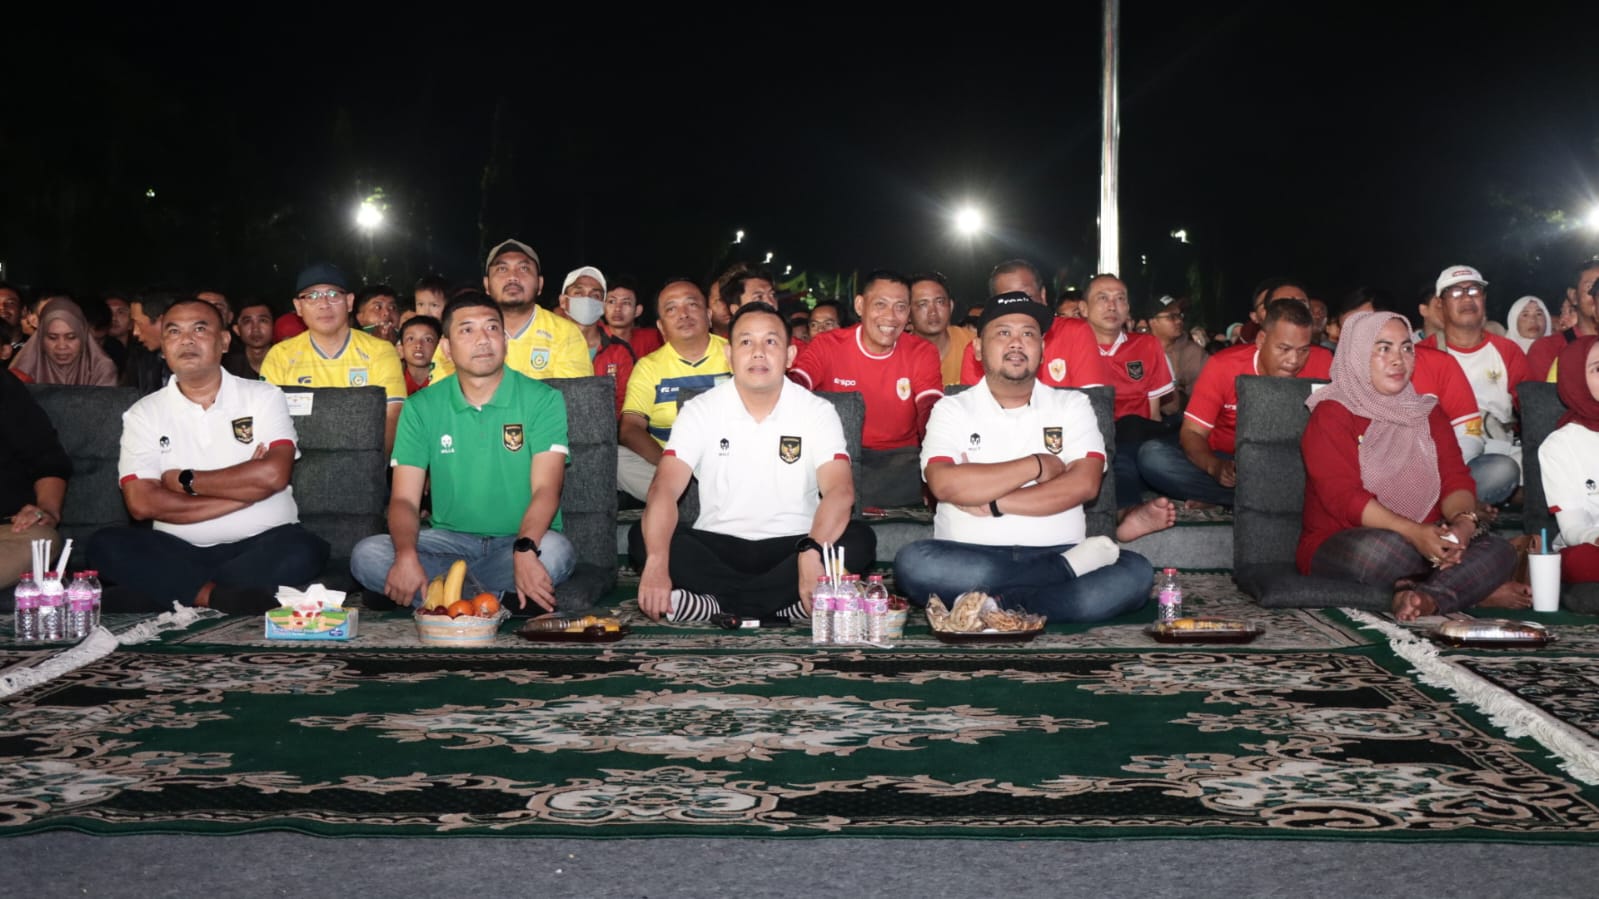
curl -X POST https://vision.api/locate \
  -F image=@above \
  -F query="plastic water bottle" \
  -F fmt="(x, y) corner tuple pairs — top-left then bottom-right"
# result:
(66, 572), (96, 640)
(864, 574), (890, 642)
(840, 574), (866, 644)
(811, 576), (834, 644)
(84, 570), (103, 629)
(13, 573), (41, 642)
(1157, 568), (1184, 622)
(38, 572), (66, 641)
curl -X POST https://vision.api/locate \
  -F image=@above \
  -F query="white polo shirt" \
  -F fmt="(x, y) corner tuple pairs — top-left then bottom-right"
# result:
(922, 378), (1106, 547)
(665, 378), (849, 539)
(1539, 423), (1599, 550)
(118, 372), (301, 547)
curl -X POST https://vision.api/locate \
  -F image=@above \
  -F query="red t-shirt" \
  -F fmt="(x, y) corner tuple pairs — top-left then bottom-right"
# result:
(622, 327), (663, 359)
(1410, 345), (1480, 434)
(1097, 331), (1175, 420)
(1525, 329), (1590, 383)
(1183, 343), (1333, 454)
(403, 368), (430, 396)
(789, 325), (943, 449)
(1297, 402), (1474, 574)
(958, 316), (1112, 388)
(593, 337), (638, 414)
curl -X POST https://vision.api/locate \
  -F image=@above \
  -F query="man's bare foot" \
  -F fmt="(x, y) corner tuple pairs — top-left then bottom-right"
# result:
(1479, 581), (1533, 609)
(1391, 588), (1437, 621)
(1117, 497), (1177, 541)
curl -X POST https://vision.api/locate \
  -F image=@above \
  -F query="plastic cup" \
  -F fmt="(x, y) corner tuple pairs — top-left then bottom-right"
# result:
(1528, 553), (1561, 613)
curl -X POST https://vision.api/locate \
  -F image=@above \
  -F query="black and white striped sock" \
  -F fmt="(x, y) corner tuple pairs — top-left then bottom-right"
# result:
(666, 589), (722, 622)
(777, 600), (810, 621)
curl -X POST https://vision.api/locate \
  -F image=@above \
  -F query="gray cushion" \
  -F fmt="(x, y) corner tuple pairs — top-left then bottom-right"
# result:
(1518, 381), (1564, 541)
(27, 385), (141, 542)
(1233, 375), (1388, 610)
(545, 377), (620, 610)
(282, 387), (388, 569)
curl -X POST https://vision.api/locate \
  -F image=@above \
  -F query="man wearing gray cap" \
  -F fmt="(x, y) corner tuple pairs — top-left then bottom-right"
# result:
(430, 239), (591, 382)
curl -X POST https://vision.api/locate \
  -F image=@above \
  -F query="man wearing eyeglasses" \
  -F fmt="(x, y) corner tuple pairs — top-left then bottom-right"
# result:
(1429, 265), (1531, 502)
(1142, 294), (1206, 415)
(429, 239), (592, 383)
(909, 272), (971, 387)
(260, 263), (408, 455)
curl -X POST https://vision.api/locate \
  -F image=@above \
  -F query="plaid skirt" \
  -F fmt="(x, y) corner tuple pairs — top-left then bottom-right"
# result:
(1309, 527), (1515, 614)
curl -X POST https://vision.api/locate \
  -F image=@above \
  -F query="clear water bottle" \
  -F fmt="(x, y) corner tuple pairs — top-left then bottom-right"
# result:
(13, 573), (41, 642)
(864, 574), (890, 642)
(84, 570), (103, 629)
(811, 576), (834, 645)
(835, 574), (864, 643)
(66, 572), (96, 640)
(37, 572), (66, 641)
(1157, 567), (1184, 622)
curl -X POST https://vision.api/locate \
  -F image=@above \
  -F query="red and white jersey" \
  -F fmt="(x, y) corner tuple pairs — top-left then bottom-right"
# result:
(1410, 345), (1483, 443)
(1184, 343), (1332, 454)
(959, 316), (1112, 389)
(1442, 333), (1529, 426)
(789, 324), (943, 450)
(1096, 331), (1175, 420)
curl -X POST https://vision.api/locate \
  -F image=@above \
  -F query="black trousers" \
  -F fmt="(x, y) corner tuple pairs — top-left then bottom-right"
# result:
(629, 521), (877, 618)
(89, 523), (329, 611)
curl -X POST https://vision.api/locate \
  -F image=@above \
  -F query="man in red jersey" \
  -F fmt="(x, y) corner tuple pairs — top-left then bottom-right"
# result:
(1526, 260), (1599, 381)
(1082, 274), (1176, 509)
(958, 260), (1113, 389)
(790, 269), (942, 507)
(1137, 299), (1330, 507)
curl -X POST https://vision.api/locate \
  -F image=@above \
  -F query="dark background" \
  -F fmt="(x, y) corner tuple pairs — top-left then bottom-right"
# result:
(4, 2), (1598, 329)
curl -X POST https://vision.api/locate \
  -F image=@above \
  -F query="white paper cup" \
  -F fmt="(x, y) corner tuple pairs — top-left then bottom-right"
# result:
(1529, 553), (1562, 613)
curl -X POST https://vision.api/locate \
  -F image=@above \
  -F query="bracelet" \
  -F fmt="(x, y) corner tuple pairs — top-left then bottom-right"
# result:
(989, 500), (1003, 518)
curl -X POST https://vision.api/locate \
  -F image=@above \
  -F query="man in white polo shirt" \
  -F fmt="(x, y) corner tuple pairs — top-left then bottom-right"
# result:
(89, 299), (327, 611)
(894, 293), (1153, 621)
(633, 302), (875, 622)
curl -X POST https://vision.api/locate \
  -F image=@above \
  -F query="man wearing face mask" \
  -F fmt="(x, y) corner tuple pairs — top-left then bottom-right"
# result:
(559, 266), (637, 413)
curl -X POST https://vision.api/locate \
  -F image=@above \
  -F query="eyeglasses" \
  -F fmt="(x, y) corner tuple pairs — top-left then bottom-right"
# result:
(297, 289), (346, 306)
(1153, 311), (1184, 321)
(1443, 286), (1484, 300)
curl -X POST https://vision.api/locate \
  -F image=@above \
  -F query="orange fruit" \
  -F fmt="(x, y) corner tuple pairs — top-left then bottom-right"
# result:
(472, 593), (501, 617)
(446, 599), (476, 618)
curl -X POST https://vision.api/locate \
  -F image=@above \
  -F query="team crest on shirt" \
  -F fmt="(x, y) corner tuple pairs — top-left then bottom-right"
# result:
(1125, 360), (1145, 381)
(969, 433), (981, 449)
(503, 424), (524, 452)
(605, 363), (618, 377)
(1048, 358), (1066, 382)
(530, 348), (551, 371)
(159, 436), (171, 450)
(348, 368), (368, 387)
(779, 436), (802, 464)
(1043, 427), (1063, 455)
(1465, 419), (1484, 437)
(1486, 368), (1502, 385)
(231, 417), (254, 444)
(719, 438), (731, 455)
(896, 377), (911, 401)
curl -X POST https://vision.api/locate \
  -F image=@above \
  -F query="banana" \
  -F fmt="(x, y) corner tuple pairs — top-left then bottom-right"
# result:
(422, 575), (448, 611)
(443, 559), (468, 606)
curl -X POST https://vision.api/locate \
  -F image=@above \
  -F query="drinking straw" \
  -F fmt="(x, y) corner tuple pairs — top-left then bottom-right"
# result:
(1542, 529), (1549, 554)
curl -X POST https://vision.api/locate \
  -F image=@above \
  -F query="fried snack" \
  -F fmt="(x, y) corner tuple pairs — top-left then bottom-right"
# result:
(1164, 617), (1245, 631)
(948, 591), (992, 632)
(925, 596), (951, 630)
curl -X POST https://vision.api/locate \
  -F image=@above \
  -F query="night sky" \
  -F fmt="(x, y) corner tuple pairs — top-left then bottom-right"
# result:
(5, 2), (1599, 330)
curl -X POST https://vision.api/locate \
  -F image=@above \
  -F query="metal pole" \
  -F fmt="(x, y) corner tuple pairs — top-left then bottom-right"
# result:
(1099, 0), (1120, 276)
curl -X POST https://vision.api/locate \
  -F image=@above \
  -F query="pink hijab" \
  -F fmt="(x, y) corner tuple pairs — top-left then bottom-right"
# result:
(1306, 311), (1440, 522)
(8, 298), (120, 386)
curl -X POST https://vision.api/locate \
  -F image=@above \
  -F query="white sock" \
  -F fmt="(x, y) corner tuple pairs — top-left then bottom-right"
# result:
(1062, 536), (1120, 577)
(666, 589), (722, 622)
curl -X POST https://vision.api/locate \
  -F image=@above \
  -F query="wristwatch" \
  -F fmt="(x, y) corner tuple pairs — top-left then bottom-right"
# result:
(513, 536), (541, 556)
(795, 536), (824, 557)
(178, 469), (197, 496)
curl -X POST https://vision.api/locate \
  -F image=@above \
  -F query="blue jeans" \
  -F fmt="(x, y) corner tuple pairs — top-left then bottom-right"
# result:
(893, 539), (1153, 622)
(1467, 453), (1519, 506)
(350, 528), (576, 608)
(1136, 436), (1235, 507)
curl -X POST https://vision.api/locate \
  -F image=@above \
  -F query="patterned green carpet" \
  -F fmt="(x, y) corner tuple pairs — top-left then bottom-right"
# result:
(3, 578), (1599, 842)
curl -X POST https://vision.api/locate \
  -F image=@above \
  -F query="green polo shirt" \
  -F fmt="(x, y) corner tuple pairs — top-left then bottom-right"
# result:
(392, 370), (568, 536)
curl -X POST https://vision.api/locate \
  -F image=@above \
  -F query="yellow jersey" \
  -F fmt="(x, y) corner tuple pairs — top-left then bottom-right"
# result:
(431, 305), (590, 381)
(622, 335), (732, 445)
(259, 329), (406, 403)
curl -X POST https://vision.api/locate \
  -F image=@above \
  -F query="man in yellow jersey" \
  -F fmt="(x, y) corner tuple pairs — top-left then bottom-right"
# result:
(259, 263), (408, 455)
(617, 279), (733, 500)
(429, 239), (590, 383)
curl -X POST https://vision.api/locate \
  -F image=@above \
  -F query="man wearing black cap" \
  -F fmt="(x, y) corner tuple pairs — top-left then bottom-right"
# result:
(260, 263), (408, 455)
(1143, 294), (1206, 415)
(892, 293), (1153, 622)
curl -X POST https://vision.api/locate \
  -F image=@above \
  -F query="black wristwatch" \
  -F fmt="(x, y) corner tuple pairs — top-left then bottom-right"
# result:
(513, 536), (541, 556)
(989, 499), (1003, 517)
(795, 536), (824, 557)
(179, 469), (197, 496)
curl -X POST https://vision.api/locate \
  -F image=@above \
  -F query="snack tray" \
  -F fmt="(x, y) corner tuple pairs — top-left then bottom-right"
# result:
(1425, 618), (1555, 649)
(1145, 618), (1265, 644)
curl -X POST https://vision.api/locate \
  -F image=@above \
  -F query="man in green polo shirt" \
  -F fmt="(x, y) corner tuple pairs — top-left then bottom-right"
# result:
(351, 292), (576, 613)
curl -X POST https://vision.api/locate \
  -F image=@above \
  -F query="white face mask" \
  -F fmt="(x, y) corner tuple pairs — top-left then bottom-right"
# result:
(567, 295), (605, 326)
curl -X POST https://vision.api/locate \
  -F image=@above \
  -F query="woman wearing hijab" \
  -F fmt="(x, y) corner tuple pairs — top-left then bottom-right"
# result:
(7, 298), (119, 386)
(1505, 296), (1551, 355)
(1298, 311), (1517, 620)
(1538, 335), (1599, 583)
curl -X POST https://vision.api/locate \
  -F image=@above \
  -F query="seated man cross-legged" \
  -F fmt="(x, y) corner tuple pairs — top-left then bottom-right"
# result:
(351, 293), (576, 614)
(632, 302), (876, 622)
(894, 294), (1153, 622)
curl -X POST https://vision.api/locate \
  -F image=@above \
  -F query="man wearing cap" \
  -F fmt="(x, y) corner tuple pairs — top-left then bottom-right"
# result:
(350, 292), (576, 614)
(618, 279), (733, 501)
(909, 272), (972, 387)
(893, 294), (1153, 622)
(1241, 278), (1310, 344)
(1145, 294), (1206, 415)
(957, 259), (1113, 390)
(789, 269), (944, 508)
(430, 239), (591, 383)
(91, 299), (328, 612)
(259, 263), (408, 456)
(1082, 274), (1176, 509)
(1138, 298), (1331, 508)
(1526, 260), (1599, 382)
(559, 266), (637, 413)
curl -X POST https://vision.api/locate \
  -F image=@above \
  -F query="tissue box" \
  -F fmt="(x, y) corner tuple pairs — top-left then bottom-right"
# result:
(264, 606), (359, 641)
